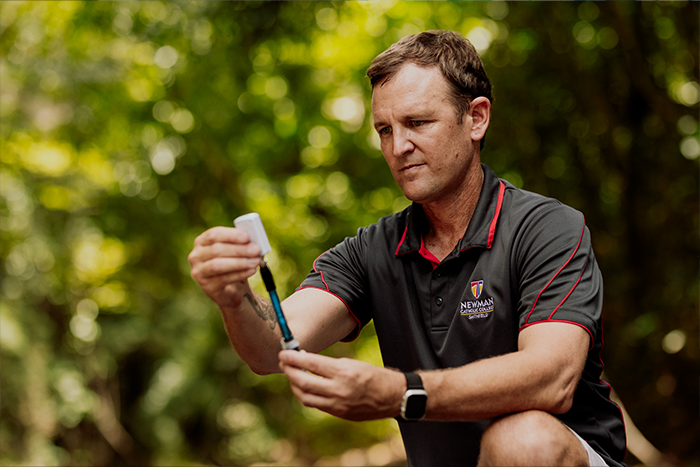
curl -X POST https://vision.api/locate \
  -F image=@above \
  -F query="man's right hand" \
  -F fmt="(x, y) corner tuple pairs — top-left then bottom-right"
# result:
(188, 225), (357, 375)
(188, 226), (263, 310)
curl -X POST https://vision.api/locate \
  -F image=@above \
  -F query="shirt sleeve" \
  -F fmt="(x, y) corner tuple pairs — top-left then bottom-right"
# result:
(516, 203), (603, 347)
(298, 228), (372, 341)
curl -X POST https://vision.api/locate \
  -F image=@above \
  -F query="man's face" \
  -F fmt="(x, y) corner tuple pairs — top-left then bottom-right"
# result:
(371, 63), (481, 206)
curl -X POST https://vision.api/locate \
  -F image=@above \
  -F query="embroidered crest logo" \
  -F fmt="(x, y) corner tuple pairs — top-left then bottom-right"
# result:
(461, 280), (494, 320)
(471, 280), (484, 299)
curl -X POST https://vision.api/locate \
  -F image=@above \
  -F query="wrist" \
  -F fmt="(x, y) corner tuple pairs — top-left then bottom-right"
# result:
(400, 372), (428, 421)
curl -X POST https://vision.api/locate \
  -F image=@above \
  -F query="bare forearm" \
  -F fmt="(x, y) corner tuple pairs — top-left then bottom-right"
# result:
(220, 286), (358, 376)
(422, 353), (578, 421)
(219, 288), (285, 375)
(421, 323), (588, 421)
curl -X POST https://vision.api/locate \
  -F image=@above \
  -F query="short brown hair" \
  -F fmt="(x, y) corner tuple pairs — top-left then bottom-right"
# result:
(367, 30), (493, 147)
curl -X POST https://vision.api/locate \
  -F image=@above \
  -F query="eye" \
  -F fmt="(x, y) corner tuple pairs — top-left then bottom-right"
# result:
(410, 120), (425, 127)
(378, 126), (392, 135)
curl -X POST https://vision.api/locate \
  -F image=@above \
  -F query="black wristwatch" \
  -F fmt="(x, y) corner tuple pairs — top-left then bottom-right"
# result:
(400, 372), (428, 421)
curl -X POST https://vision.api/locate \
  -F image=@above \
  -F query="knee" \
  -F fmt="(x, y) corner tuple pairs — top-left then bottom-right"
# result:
(478, 411), (586, 467)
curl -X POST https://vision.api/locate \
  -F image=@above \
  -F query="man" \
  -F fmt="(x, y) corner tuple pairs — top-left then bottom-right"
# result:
(189, 30), (626, 466)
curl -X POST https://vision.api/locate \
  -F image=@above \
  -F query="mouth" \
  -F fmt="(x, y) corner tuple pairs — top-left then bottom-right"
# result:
(400, 163), (425, 172)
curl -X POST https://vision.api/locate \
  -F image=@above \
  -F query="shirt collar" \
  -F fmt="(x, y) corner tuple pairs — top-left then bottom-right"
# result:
(395, 163), (506, 257)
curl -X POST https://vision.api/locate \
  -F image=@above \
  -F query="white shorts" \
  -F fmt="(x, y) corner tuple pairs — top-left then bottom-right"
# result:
(566, 426), (609, 467)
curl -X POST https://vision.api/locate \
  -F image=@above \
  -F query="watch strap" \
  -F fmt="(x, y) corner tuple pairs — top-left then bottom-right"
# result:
(400, 372), (428, 421)
(404, 371), (423, 390)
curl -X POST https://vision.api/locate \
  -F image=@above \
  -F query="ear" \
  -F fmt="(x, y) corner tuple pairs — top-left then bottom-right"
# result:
(468, 97), (491, 142)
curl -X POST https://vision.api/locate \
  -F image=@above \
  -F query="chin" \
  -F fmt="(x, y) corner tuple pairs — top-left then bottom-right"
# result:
(403, 183), (431, 199)
(403, 192), (430, 205)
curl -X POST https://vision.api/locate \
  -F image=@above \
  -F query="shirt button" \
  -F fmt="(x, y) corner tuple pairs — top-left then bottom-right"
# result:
(435, 297), (443, 306)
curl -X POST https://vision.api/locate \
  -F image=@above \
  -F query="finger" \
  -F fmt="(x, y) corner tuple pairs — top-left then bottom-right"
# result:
(195, 256), (261, 279)
(195, 242), (262, 264)
(279, 349), (312, 371)
(279, 350), (339, 379)
(283, 363), (338, 398)
(194, 226), (253, 247)
(189, 238), (261, 273)
(218, 267), (259, 285)
(289, 386), (336, 413)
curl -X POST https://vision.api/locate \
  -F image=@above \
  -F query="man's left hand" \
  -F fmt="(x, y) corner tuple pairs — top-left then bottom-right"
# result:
(278, 350), (404, 421)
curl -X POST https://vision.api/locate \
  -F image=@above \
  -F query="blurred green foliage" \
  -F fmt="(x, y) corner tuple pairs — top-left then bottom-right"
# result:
(0, 1), (698, 466)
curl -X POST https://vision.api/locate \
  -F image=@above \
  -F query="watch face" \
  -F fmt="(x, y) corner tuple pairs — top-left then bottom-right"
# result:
(403, 390), (428, 420)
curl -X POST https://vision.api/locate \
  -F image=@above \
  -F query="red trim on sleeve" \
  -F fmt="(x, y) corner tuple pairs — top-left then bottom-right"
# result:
(305, 249), (362, 342)
(319, 271), (330, 291)
(548, 258), (589, 320)
(312, 249), (330, 277)
(487, 181), (506, 249)
(524, 215), (585, 324)
(295, 286), (362, 342)
(311, 249), (333, 292)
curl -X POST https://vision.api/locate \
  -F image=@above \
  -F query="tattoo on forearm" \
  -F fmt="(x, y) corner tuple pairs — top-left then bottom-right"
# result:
(244, 293), (276, 330)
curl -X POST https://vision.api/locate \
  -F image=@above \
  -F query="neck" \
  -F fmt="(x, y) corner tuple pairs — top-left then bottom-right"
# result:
(422, 165), (484, 261)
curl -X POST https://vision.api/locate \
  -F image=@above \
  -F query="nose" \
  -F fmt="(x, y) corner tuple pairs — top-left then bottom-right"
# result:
(391, 127), (415, 158)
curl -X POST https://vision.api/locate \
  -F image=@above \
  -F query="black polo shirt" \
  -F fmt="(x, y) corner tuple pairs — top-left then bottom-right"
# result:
(299, 164), (626, 467)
